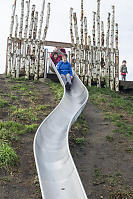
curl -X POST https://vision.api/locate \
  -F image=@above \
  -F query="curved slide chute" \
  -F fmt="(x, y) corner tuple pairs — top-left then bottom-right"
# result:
(34, 60), (89, 199)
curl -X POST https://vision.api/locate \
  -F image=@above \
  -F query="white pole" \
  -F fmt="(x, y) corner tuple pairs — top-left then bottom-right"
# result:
(8, 0), (17, 75)
(73, 12), (80, 76)
(39, 3), (50, 78)
(115, 23), (119, 91)
(16, 0), (24, 78)
(96, 0), (101, 87)
(105, 12), (111, 87)
(22, 0), (30, 74)
(25, 4), (35, 79)
(12, 15), (18, 77)
(70, 8), (75, 69)
(110, 5), (115, 90)
(92, 11), (96, 81)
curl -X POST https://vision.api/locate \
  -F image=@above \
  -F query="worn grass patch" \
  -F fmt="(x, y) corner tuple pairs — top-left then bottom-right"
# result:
(49, 80), (63, 103)
(88, 86), (133, 141)
(11, 108), (39, 122)
(0, 121), (38, 142)
(0, 97), (9, 108)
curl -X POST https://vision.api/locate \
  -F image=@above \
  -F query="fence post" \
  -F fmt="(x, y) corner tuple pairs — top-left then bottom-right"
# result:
(96, 0), (101, 88)
(110, 5), (115, 90)
(115, 23), (119, 91)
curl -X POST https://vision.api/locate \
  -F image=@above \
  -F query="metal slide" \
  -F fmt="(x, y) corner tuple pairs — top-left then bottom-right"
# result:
(33, 61), (89, 199)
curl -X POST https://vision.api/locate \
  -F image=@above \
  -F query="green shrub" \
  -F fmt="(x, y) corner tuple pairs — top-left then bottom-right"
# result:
(0, 141), (18, 168)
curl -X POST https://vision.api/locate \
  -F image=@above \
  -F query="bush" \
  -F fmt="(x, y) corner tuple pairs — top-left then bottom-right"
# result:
(0, 141), (18, 168)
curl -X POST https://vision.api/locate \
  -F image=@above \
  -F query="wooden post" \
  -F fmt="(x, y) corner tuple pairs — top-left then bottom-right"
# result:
(70, 8), (75, 69)
(110, 5), (115, 90)
(22, 0), (30, 74)
(105, 12), (111, 87)
(80, 0), (84, 81)
(12, 15), (18, 77)
(31, 11), (38, 77)
(42, 3), (50, 41)
(101, 21), (105, 80)
(38, 0), (45, 41)
(96, 0), (101, 87)
(25, 4), (35, 79)
(92, 11), (96, 81)
(115, 23), (119, 91)
(88, 35), (92, 87)
(84, 16), (88, 85)
(73, 12), (80, 75)
(39, 3), (50, 78)
(16, 0), (24, 78)
(8, 0), (17, 75)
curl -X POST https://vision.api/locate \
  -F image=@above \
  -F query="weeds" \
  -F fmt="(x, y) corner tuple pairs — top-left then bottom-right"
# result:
(0, 141), (18, 168)
(0, 97), (9, 108)
(11, 108), (39, 121)
(49, 80), (63, 103)
(73, 137), (86, 144)
(0, 121), (38, 142)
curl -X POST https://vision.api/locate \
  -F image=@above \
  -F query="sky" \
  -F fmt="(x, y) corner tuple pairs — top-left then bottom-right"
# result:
(0, 0), (133, 80)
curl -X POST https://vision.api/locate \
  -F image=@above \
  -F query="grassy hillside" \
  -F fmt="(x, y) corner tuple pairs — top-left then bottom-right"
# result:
(0, 75), (133, 199)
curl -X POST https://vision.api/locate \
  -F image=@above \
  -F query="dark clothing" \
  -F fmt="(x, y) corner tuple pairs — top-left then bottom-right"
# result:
(120, 65), (128, 81)
(120, 65), (128, 73)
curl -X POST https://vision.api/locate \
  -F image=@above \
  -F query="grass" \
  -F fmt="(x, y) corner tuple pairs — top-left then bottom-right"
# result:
(88, 86), (133, 141)
(106, 135), (114, 142)
(0, 141), (18, 168)
(0, 121), (38, 142)
(0, 97), (9, 108)
(73, 137), (86, 144)
(11, 108), (39, 122)
(49, 80), (63, 103)
(36, 104), (50, 111)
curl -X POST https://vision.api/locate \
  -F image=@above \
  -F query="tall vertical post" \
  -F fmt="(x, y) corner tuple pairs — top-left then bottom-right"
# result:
(105, 12), (111, 87)
(7, 0), (17, 75)
(42, 3), (50, 41)
(39, 3), (50, 78)
(25, 4), (35, 79)
(38, 0), (45, 40)
(12, 15), (18, 77)
(92, 11), (96, 81)
(115, 23), (119, 91)
(110, 5), (115, 90)
(70, 8), (75, 69)
(101, 21), (105, 79)
(22, 0), (30, 74)
(36, 0), (45, 79)
(84, 16), (88, 84)
(31, 11), (38, 77)
(73, 13), (80, 75)
(80, 0), (84, 80)
(16, 0), (24, 78)
(88, 35), (92, 87)
(96, 0), (101, 87)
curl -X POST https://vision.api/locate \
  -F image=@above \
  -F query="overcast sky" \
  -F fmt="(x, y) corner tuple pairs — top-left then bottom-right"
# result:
(0, 0), (133, 80)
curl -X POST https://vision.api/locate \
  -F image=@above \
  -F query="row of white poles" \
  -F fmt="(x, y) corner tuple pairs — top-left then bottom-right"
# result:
(70, 0), (119, 91)
(6, 0), (50, 80)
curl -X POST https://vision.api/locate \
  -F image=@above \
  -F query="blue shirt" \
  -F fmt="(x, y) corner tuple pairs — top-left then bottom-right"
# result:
(57, 60), (73, 76)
